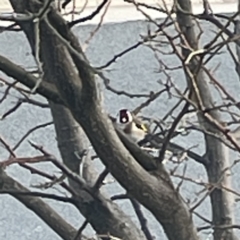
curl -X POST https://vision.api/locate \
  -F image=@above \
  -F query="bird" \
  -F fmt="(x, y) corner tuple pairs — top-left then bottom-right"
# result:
(115, 109), (169, 160)
(116, 109), (148, 143)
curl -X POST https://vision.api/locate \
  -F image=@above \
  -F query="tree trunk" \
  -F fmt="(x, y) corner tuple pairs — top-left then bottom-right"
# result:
(176, 0), (237, 239)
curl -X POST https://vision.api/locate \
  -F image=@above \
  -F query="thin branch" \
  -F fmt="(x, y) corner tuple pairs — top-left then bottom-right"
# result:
(158, 100), (190, 163)
(0, 190), (74, 203)
(28, 142), (95, 197)
(20, 164), (76, 196)
(111, 194), (128, 201)
(74, 220), (89, 240)
(196, 13), (236, 43)
(198, 224), (240, 232)
(68, 0), (109, 27)
(31, 18), (43, 93)
(0, 80), (17, 104)
(130, 199), (154, 240)
(0, 170), (79, 240)
(96, 21), (173, 70)
(0, 100), (22, 120)
(0, 111), (75, 196)
(132, 89), (167, 115)
(0, 136), (15, 157)
(0, 23), (21, 33)
(20, 97), (49, 108)
(124, 0), (166, 13)
(31, 0), (55, 93)
(162, 89), (187, 122)
(93, 168), (109, 191)
(0, 155), (50, 168)
(0, 54), (63, 105)
(83, 0), (111, 49)
(97, 40), (147, 70)
(193, 211), (212, 225)
(202, 0), (213, 14)
(102, 78), (154, 98)
(13, 121), (53, 151)
(176, 163), (188, 192)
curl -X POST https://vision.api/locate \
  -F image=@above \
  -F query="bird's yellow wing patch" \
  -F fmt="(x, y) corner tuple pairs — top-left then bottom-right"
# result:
(135, 123), (148, 133)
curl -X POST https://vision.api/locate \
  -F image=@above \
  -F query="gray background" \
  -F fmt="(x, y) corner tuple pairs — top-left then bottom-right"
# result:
(0, 15), (240, 240)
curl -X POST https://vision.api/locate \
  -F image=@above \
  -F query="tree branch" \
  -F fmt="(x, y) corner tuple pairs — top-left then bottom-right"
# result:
(130, 199), (154, 240)
(0, 169), (82, 240)
(0, 54), (63, 104)
(68, 0), (109, 27)
(0, 189), (74, 203)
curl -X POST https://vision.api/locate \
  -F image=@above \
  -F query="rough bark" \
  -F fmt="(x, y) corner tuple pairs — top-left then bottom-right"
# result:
(49, 103), (95, 186)
(176, 0), (237, 239)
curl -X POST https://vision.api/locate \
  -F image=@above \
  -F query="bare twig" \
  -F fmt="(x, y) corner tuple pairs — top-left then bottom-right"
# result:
(111, 194), (128, 201)
(0, 155), (50, 168)
(0, 23), (21, 33)
(158, 100), (190, 163)
(132, 89), (167, 115)
(0, 100), (22, 120)
(130, 199), (154, 240)
(73, 220), (89, 240)
(28, 141), (95, 197)
(83, 0), (111, 50)
(62, 0), (72, 9)
(0, 117), (74, 196)
(93, 168), (109, 191)
(0, 136), (15, 157)
(0, 80), (17, 104)
(68, 0), (109, 27)
(13, 121), (53, 151)
(19, 97), (49, 108)
(0, 189), (74, 203)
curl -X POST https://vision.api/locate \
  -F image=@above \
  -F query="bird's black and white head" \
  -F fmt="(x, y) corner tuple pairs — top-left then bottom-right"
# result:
(116, 109), (133, 128)
(116, 109), (148, 143)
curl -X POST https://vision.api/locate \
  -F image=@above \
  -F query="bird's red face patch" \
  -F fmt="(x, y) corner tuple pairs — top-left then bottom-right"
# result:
(119, 109), (130, 124)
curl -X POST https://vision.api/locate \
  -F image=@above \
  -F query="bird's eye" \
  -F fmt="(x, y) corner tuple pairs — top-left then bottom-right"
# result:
(122, 117), (127, 123)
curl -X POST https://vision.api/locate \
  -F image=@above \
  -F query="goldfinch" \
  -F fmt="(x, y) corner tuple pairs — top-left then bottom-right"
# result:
(116, 109), (148, 143)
